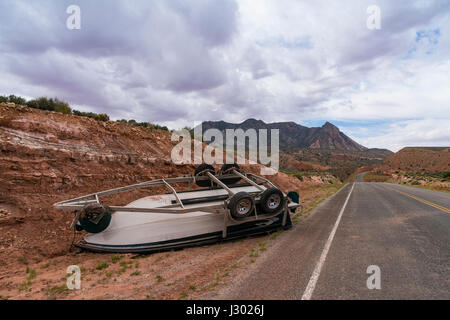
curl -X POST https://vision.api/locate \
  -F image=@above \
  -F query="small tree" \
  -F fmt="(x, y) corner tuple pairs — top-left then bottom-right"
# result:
(95, 113), (109, 122)
(53, 98), (72, 114)
(8, 95), (26, 105)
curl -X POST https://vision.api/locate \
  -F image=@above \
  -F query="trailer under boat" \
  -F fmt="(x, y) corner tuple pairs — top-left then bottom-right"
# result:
(54, 164), (301, 253)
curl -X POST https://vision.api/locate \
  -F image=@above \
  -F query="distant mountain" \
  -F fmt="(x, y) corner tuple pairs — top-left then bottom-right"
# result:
(200, 119), (368, 152)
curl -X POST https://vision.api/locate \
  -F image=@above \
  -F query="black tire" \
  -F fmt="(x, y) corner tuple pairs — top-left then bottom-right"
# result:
(194, 163), (215, 187)
(259, 187), (284, 214)
(228, 192), (254, 219)
(79, 203), (112, 234)
(219, 163), (241, 186)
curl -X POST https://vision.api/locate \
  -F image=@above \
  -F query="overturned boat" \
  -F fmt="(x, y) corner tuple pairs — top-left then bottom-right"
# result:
(54, 164), (301, 253)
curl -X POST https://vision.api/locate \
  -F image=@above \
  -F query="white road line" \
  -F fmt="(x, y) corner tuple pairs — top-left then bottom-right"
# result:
(301, 182), (356, 300)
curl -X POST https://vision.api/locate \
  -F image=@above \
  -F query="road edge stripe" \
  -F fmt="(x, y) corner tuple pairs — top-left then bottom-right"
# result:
(301, 182), (356, 300)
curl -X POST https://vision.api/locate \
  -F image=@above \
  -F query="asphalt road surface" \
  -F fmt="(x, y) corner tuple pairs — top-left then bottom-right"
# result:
(221, 178), (450, 299)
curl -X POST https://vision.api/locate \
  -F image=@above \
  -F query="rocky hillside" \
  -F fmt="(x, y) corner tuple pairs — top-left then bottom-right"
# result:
(0, 103), (307, 266)
(381, 147), (450, 173)
(200, 119), (368, 151)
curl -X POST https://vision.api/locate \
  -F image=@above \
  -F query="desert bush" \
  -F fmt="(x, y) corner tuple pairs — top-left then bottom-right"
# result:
(72, 110), (109, 122)
(7, 95), (26, 105)
(96, 113), (110, 121)
(294, 173), (304, 181)
(54, 103), (72, 114)
(0, 95), (27, 105)
(122, 119), (168, 131)
(27, 97), (72, 114)
(329, 167), (354, 182)
(153, 124), (169, 131)
(3, 94), (168, 131)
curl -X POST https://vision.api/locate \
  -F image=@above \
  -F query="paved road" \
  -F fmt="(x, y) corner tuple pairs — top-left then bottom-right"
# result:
(356, 172), (367, 182)
(220, 182), (450, 299)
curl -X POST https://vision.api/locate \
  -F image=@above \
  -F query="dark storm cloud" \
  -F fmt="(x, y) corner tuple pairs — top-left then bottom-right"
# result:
(0, 0), (238, 120)
(168, 0), (238, 47)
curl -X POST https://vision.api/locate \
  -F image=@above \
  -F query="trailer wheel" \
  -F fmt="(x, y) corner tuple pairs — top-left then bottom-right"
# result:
(260, 187), (284, 214)
(219, 163), (241, 186)
(228, 192), (254, 219)
(194, 163), (215, 187)
(79, 203), (111, 234)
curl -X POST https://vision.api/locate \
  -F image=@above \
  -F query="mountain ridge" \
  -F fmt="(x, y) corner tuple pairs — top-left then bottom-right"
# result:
(199, 119), (371, 152)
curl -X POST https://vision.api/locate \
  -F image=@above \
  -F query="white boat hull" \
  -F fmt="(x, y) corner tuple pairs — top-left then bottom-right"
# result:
(79, 185), (294, 253)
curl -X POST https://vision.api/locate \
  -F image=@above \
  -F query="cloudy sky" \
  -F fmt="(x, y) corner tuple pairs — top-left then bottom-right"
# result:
(1, 0), (449, 151)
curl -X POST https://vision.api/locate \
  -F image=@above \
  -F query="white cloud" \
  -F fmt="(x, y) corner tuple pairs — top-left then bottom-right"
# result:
(354, 119), (450, 152)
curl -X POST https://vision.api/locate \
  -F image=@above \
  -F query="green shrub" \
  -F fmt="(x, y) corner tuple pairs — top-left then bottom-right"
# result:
(54, 103), (72, 114)
(72, 110), (109, 122)
(96, 262), (109, 270)
(3, 94), (168, 131)
(26, 97), (71, 114)
(8, 95), (26, 105)
(96, 113), (109, 121)
(156, 275), (164, 282)
(124, 119), (168, 131)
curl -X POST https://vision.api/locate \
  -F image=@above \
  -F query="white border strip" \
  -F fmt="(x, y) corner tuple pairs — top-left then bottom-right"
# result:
(301, 182), (355, 300)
